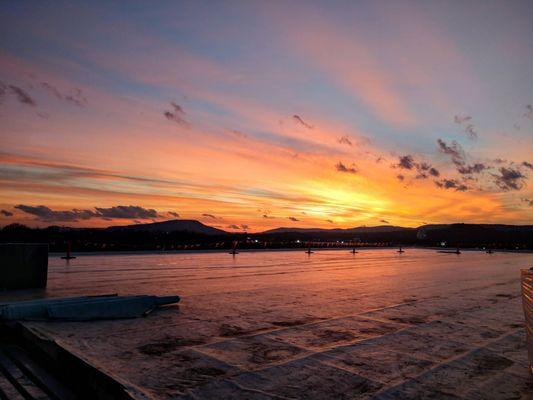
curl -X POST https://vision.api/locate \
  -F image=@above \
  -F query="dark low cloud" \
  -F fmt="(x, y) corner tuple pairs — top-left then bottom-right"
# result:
(415, 162), (440, 179)
(428, 167), (440, 177)
(380, 219), (389, 224)
(437, 138), (486, 175)
(226, 224), (248, 230)
(9, 85), (36, 106)
(397, 174), (405, 181)
(293, 115), (313, 129)
(326, 219), (334, 223)
(202, 213), (219, 219)
(335, 161), (358, 174)
(95, 205), (160, 219)
(397, 155), (415, 170)
(492, 167), (526, 191)
(262, 214), (275, 219)
(288, 216), (299, 221)
(397, 156), (439, 179)
(164, 101), (187, 125)
(168, 211), (180, 218)
(0, 210), (13, 217)
(522, 198), (533, 207)
(337, 136), (352, 146)
(522, 161), (533, 170)
(15, 204), (163, 222)
(457, 163), (488, 175)
(15, 205), (97, 221)
(434, 179), (468, 191)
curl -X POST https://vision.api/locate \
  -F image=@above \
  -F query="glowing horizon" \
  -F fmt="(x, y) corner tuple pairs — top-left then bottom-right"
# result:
(1, 1), (532, 231)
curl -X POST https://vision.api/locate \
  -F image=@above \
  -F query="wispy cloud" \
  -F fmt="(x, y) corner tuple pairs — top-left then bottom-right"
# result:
(337, 136), (352, 146)
(492, 167), (526, 191)
(293, 114), (313, 129)
(524, 104), (533, 120)
(0, 210), (13, 217)
(434, 179), (468, 191)
(288, 216), (299, 221)
(164, 101), (188, 125)
(0, 81), (7, 104)
(454, 115), (477, 139)
(395, 155), (439, 179)
(454, 115), (472, 124)
(9, 85), (36, 106)
(335, 161), (358, 174)
(41, 82), (88, 107)
(457, 163), (487, 175)
(437, 139), (466, 167)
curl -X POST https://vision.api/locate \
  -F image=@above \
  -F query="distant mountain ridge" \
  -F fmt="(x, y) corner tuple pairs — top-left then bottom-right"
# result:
(103, 220), (533, 237)
(106, 219), (227, 235)
(261, 225), (411, 234)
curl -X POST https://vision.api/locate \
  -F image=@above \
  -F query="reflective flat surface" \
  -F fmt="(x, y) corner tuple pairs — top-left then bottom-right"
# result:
(8, 249), (533, 399)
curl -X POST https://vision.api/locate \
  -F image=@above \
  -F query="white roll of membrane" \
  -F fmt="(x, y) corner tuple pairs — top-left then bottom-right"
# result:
(521, 268), (533, 374)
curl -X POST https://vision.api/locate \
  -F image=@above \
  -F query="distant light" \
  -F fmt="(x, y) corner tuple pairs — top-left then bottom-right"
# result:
(254, 239), (258, 243)
(296, 239), (300, 243)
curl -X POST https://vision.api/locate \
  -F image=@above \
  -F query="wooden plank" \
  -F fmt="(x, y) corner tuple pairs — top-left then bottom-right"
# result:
(0, 370), (25, 400)
(0, 349), (49, 400)
(5, 345), (78, 400)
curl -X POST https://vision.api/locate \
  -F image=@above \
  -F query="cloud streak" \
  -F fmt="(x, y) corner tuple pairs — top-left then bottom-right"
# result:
(9, 85), (36, 106)
(41, 82), (88, 107)
(293, 115), (313, 129)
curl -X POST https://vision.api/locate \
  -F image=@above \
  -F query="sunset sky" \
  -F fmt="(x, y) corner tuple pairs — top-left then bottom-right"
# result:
(1, 1), (532, 231)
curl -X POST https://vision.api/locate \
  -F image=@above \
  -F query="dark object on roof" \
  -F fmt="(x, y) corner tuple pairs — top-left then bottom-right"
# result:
(0, 294), (180, 321)
(0, 243), (48, 290)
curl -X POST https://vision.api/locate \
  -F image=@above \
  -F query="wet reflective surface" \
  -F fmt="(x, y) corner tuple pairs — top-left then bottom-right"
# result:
(10, 249), (533, 398)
